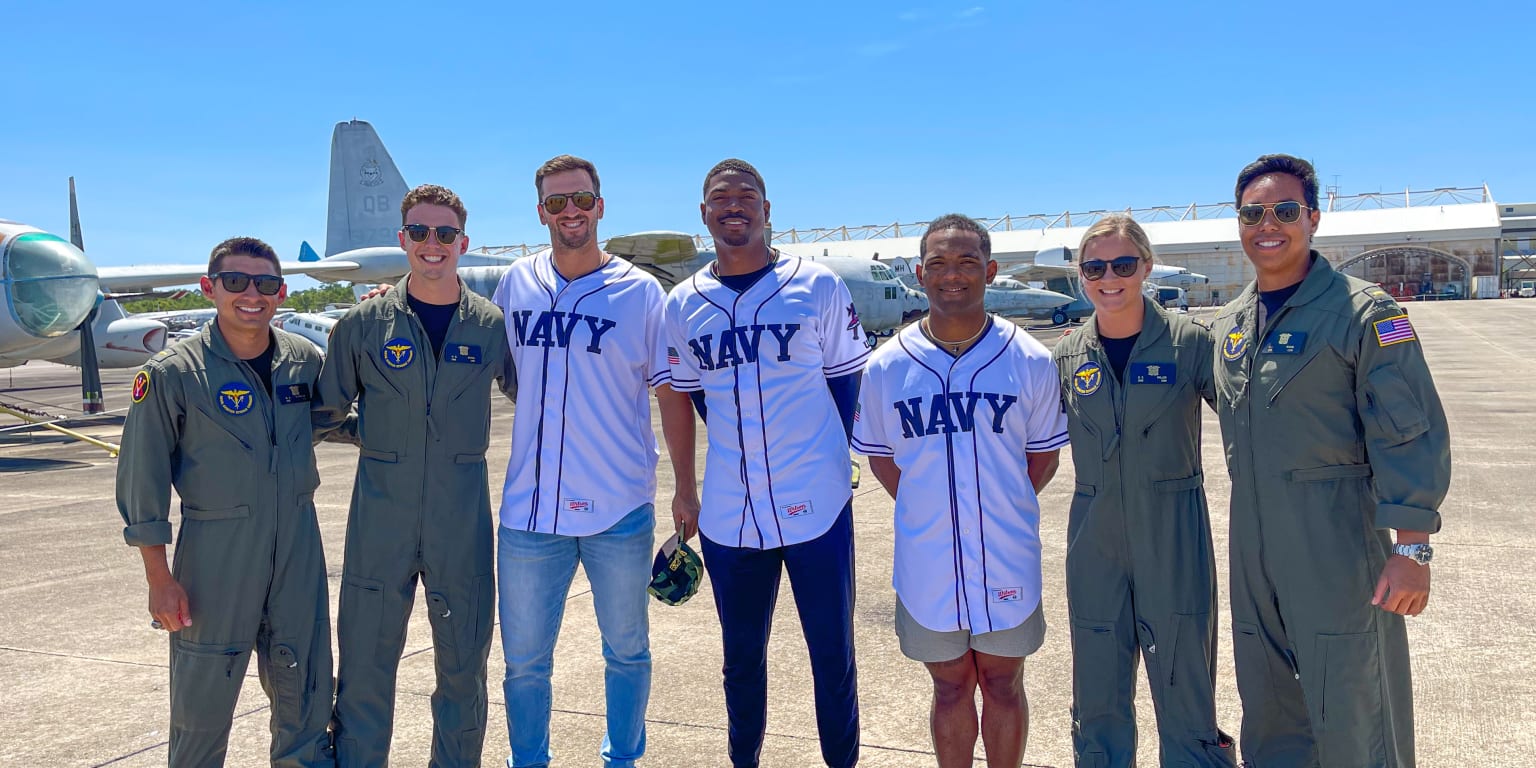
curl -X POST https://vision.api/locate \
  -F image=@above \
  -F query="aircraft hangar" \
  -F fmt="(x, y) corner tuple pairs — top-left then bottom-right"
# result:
(756, 186), (1519, 305)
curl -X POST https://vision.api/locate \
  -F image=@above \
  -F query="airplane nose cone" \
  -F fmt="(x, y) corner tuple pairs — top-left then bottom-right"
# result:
(0, 227), (99, 348)
(902, 287), (929, 323)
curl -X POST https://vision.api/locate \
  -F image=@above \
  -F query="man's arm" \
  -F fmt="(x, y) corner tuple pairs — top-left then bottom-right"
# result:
(311, 316), (363, 445)
(869, 455), (901, 500)
(115, 361), (191, 631)
(656, 384), (701, 541)
(827, 372), (860, 442)
(1025, 450), (1060, 494)
(1354, 297), (1451, 617)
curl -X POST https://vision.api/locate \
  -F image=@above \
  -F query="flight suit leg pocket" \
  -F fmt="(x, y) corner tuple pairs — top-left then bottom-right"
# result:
(170, 636), (251, 732)
(1231, 622), (1277, 705)
(426, 591), (462, 671)
(264, 642), (304, 726)
(339, 575), (385, 663)
(1316, 631), (1387, 765)
(1069, 618), (1122, 720)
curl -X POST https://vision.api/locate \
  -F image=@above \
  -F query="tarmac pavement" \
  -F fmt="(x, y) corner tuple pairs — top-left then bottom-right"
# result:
(0, 299), (1532, 767)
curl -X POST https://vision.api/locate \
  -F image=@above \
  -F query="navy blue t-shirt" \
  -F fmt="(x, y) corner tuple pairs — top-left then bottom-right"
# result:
(1101, 332), (1139, 382)
(408, 294), (458, 359)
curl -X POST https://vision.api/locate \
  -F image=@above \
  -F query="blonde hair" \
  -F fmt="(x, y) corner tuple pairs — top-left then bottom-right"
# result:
(1078, 214), (1155, 263)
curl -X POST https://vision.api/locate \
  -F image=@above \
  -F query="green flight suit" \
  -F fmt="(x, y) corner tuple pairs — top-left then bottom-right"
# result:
(313, 275), (508, 768)
(1054, 298), (1234, 768)
(116, 323), (334, 768)
(1213, 254), (1450, 768)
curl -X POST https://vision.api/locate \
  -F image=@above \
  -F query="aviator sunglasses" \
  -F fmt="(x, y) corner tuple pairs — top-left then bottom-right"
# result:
(210, 271), (284, 295)
(401, 224), (463, 245)
(542, 191), (599, 215)
(1238, 201), (1310, 226)
(1079, 256), (1143, 281)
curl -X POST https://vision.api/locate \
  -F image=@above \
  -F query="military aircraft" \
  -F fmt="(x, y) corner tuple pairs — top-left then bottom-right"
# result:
(868, 253), (1076, 324)
(294, 120), (928, 336)
(0, 182), (172, 413)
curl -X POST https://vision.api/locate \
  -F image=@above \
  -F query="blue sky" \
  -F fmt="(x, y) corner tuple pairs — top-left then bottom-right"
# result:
(4, 1), (1532, 280)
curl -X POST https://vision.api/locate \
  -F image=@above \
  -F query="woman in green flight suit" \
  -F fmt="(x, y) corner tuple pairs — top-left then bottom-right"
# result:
(1052, 215), (1235, 768)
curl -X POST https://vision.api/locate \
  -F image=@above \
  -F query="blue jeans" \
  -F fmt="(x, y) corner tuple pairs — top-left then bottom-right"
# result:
(497, 503), (655, 768)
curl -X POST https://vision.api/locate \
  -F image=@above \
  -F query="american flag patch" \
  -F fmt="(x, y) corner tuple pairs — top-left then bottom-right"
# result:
(853, 403), (861, 422)
(667, 346), (680, 365)
(1373, 315), (1416, 347)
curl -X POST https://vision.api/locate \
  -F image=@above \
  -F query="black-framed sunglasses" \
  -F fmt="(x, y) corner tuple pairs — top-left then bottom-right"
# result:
(209, 271), (284, 295)
(541, 191), (599, 215)
(1079, 256), (1143, 281)
(401, 224), (464, 244)
(1238, 201), (1310, 226)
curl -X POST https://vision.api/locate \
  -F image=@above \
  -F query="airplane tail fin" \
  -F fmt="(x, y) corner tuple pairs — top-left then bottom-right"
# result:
(326, 120), (408, 257)
(299, 241), (320, 262)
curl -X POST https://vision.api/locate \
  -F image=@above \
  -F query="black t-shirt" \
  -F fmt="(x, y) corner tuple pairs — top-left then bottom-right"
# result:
(716, 261), (775, 293)
(1101, 332), (1139, 382)
(408, 294), (458, 359)
(243, 343), (275, 395)
(1259, 281), (1303, 324)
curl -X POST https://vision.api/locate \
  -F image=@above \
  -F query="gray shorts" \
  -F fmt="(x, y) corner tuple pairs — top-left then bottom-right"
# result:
(895, 596), (1046, 663)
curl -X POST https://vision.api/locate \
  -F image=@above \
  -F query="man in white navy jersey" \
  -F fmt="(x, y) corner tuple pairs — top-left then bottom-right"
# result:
(664, 158), (868, 768)
(855, 213), (1067, 768)
(493, 154), (698, 768)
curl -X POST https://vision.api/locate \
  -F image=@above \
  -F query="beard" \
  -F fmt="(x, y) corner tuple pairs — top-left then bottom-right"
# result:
(554, 222), (593, 249)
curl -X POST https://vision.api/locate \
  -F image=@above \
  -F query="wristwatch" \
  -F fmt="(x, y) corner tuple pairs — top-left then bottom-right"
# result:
(1391, 542), (1434, 565)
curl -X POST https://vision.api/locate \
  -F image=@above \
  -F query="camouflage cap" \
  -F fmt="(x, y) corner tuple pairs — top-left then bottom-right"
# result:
(648, 532), (703, 606)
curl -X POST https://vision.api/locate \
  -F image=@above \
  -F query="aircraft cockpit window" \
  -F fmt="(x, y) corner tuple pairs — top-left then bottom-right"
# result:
(3, 232), (98, 338)
(870, 265), (897, 282)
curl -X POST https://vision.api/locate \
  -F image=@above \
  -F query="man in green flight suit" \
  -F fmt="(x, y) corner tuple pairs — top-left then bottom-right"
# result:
(1214, 154), (1450, 768)
(314, 184), (510, 767)
(117, 236), (334, 767)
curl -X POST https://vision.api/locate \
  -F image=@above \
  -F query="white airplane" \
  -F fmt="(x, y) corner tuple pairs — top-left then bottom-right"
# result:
(852, 252), (1075, 324)
(273, 309), (343, 353)
(0, 186), (172, 413)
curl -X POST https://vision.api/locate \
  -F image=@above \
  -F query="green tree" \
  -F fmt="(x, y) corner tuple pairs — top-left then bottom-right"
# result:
(121, 293), (213, 313)
(283, 282), (357, 312)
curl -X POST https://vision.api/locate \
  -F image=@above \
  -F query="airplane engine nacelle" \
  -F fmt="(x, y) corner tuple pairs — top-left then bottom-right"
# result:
(57, 316), (169, 368)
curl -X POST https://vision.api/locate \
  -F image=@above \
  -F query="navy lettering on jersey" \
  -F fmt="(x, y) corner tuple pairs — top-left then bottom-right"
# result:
(510, 310), (618, 354)
(687, 323), (800, 370)
(895, 392), (1018, 438)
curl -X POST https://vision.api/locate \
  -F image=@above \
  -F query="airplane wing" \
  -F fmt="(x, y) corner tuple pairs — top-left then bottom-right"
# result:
(98, 261), (363, 293)
(1001, 263), (1077, 282)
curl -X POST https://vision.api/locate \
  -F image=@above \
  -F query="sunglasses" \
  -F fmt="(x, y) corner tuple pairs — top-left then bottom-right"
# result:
(210, 271), (283, 296)
(1238, 201), (1310, 226)
(1080, 256), (1143, 281)
(541, 191), (599, 215)
(401, 224), (464, 244)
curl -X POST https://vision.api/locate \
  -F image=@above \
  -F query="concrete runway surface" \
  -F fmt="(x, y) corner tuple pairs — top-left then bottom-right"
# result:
(1, 299), (1532, 766)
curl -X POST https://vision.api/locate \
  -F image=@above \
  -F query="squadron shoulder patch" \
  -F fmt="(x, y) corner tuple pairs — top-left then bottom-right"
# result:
(1373, 315), (1417, 347)
(1073, 362), (1103, 396)
(131, 370), (151, 404)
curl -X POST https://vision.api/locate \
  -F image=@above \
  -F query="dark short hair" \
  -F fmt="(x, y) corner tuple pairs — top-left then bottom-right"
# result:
(208, 236), (281, 276)
(919, 213), (992, 261)
(702, 158), (765, 198)
(1235, 154), (1320, 210)
(400, 184), (467, 228)
(535, 154), (601, 197)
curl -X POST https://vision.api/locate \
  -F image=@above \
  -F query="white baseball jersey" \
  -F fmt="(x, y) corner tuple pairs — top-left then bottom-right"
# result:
(493, 252), (671, 536)
(665, 254), (869, 549)
(853, 317), (1068, 634)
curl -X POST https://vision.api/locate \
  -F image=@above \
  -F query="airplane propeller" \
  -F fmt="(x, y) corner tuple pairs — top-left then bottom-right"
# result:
(69, 177), (105, 414)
